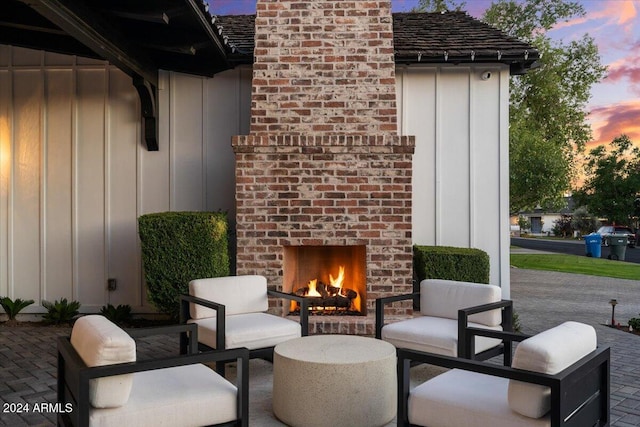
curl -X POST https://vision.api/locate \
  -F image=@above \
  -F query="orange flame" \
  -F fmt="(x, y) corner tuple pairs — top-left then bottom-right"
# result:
(329, 266), (345, 289)
(306, 279), (321, 297)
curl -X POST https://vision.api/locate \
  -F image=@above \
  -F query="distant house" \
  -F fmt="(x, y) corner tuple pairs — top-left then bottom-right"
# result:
(0, 1), (538, 315)
(513, 197), (576, 235)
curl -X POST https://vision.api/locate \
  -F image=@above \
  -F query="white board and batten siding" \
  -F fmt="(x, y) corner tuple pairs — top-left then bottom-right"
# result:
(1, 45), (509, 312)
(396, 65), (511, 295)
(0, 45), (251, 313)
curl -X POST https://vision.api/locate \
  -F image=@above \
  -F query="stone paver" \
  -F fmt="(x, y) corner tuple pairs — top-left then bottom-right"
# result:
(1, 267), (639, 426)
(510, 268), (640, 427)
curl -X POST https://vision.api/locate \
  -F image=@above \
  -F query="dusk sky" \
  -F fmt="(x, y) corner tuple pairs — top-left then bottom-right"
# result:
(209, 0), (640, 152)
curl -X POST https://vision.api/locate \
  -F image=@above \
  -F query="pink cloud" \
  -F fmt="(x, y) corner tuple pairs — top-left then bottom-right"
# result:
(604, 47), (640, 94)
(618, 0), (637, 24)
(589, 101), (640, 148)
(554, 0), (636, 30)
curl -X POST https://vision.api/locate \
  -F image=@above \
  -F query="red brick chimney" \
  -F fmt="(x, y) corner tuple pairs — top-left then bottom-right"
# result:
(233, 0), (415, 334)
(249, 0), (399, 135)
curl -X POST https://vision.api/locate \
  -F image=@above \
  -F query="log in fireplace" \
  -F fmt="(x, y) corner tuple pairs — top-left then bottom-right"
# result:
(283, 245), (366, 315)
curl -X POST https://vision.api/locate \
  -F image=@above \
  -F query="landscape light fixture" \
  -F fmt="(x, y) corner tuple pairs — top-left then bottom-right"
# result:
(609, 299), (618, 326)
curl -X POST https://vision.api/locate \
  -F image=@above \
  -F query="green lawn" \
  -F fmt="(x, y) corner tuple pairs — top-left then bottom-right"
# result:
(510, 253), (640, 281)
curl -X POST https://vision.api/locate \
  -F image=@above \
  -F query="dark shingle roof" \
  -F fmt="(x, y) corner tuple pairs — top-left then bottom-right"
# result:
(393, 12), (538, 73)
(216, 11), (539, 74)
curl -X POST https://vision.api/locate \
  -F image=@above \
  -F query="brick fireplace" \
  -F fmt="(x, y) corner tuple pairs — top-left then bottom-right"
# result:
(232, 0), (415, 334)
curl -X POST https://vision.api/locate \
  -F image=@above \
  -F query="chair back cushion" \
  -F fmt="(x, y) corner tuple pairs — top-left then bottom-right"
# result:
(508, 321), (597, 418)
(189, 275), (269, 319)
(70, 315), (136, 408)
(419, 279), (502, 326)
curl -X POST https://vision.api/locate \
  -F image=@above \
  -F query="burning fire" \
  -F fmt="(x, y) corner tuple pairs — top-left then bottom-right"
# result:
(290, 265), (362, 313)
(307, 279), (321, 297)
(329, 266), (345, 290)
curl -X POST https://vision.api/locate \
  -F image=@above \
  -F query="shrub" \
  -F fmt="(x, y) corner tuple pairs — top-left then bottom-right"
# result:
(1, 297), (35, 323)
(413, 245), (490, 285)
(571, 206), (599, 237)
(42, 298), (81, 325)
(629, 315), (640, 330)
(552, 215), (573, 237)
(517, 216), (531, 233)
(412, 245), (519, 328)
(100, 304), (133, 326)
(138, 211), (229, 320)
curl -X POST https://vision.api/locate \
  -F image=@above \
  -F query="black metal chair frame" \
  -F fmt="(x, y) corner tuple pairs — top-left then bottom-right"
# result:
(57, 323), (249, 427)
(375, 292), (514, 364)
(180, 289), (309, 375)
(397, 328), (610, 427)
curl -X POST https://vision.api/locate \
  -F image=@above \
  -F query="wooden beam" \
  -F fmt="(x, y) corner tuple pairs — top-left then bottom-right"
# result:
(19, 0), (158, 86)
(183, 0), (229, 69)
(108, 10), (170, 25)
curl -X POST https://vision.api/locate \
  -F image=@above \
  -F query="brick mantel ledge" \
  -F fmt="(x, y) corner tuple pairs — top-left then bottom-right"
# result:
(232, 135), (415, 151)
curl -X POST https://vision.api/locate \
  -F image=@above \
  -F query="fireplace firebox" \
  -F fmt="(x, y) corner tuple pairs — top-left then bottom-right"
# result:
(283, 245), (367, 315)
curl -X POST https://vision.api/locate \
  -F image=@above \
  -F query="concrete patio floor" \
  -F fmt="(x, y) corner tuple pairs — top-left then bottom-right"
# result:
(1, 267), (640, 426)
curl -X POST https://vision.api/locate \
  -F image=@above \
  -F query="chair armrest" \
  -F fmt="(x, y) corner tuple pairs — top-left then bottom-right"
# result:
(457, 299), (514, 364)
(267, 290), (309, 336)
(397, 346), (610, 427)
(459, 299), (513, 317)
(375, 292), (419, 339)
(127, 323), (199, 355)
(180, 294), (226, 316)
(59, 336), (248, 378)
(58, 338), (250, 427)
(179, 294), (226, 352)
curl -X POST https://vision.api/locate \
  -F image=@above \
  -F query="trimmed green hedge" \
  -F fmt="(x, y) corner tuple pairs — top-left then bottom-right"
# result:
(413, 245), (490, 284)
(138, 212), (229, 320)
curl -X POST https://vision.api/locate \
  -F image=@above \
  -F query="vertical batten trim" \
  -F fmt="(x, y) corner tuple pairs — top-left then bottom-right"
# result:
(0, 70), (7, 298)
(6, 49), (15, 298)
(135, 73), (143, 307)
(397, 67), (405, 136)
(169, 72), (176, 211)
(201, 77), (208, 210)
(71, 57), (79, 301)
(498, 68), (510, 297)
(468, 69), (475, 249)
(434, 67), (441, 246)
(103, 65), (111, 305)
(40, 59), (47, 302)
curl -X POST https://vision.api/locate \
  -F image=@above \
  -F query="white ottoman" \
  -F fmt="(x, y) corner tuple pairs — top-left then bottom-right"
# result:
(273, 334), (397, 427)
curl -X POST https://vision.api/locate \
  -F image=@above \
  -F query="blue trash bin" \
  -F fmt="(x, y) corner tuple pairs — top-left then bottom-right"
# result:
(585, 233), (602, 258)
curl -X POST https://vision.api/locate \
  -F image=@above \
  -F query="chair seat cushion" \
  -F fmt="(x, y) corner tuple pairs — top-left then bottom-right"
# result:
(409, 369), (549, 427)
(89, 364), (237, 427)
(70, 315), (136, 408)
(192, 312), (301, 350)
(381, 315), (502, 356)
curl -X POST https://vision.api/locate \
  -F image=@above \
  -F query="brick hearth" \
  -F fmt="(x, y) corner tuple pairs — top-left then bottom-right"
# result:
(232, 0), (415, 334)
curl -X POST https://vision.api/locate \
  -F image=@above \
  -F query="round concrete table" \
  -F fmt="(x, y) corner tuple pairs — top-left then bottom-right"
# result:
(272, 334), (397, 427)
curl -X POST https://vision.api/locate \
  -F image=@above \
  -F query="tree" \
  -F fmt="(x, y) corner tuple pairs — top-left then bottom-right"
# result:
(573, 135), (640, 226)
(412, 0), (466, 12)
(482, 0), (607, 213)
(570, 205), (599, 236)
(412, 0), (606, 214)
(517, 215), (530, 233)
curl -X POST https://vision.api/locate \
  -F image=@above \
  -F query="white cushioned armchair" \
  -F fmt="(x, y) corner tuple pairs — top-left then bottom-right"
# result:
(376, 279), (513, 363)
(180, 275), (309, 375)
(397, 321), (610, 427)
(57, 315), (249, 427)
